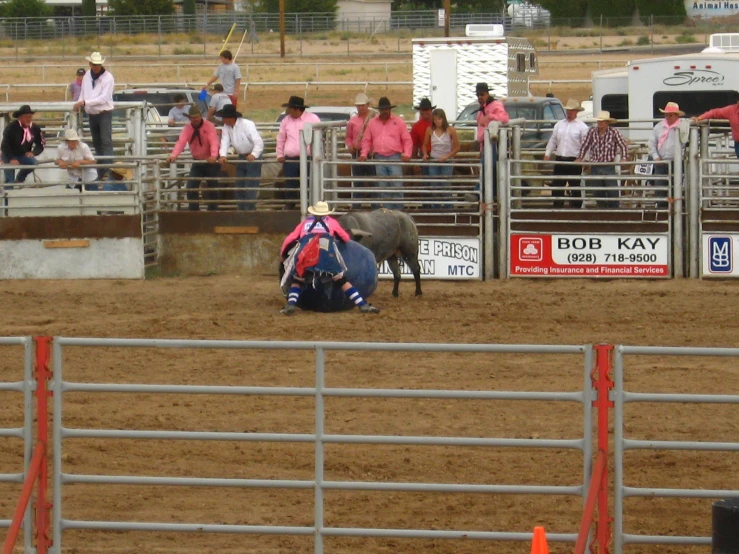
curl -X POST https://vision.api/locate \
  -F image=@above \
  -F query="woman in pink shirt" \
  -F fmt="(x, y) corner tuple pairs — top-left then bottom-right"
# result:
(279, 202), (380, 316)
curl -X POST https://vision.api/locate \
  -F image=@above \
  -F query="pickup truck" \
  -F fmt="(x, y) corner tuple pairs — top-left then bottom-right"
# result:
(456, 96), (566, 149)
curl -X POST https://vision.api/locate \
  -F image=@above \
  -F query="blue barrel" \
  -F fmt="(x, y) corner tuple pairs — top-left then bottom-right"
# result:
(713, 499), (739, 554)
(281, 240), (378, 312)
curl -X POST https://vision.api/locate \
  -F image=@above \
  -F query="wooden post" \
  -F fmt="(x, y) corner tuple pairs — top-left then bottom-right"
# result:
(279, 0), (286, 58)
(444, 0), (450, 37)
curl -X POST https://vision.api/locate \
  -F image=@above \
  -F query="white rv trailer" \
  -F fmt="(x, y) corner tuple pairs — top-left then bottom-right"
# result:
(412, 36), (538, 122)
(592, 52), (739, 140)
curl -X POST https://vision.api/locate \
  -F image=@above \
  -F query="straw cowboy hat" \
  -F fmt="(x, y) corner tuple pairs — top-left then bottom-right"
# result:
(354, 92), (371, 105)
(111, 163), (134, 181)
(659, 102), (685, 116)
(85, 51), (105, 65)
(595, 110), (617, 124)
(63, 128), (81, 141)
(563, 99), (584, 112)
(307, 201), (334, 216)
(12, 105), (35, 118)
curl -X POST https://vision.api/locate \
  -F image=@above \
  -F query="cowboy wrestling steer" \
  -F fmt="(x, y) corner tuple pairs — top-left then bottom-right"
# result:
(338, 209), (422, 297)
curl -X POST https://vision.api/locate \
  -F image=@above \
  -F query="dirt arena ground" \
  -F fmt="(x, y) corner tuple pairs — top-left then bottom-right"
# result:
(0, 276), (738, 554)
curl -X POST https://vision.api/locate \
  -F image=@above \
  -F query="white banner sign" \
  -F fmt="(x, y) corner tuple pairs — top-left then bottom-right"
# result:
(378, 237), (480, 280)
(702, 234), (738, 276)
(685, 0), (739, 18)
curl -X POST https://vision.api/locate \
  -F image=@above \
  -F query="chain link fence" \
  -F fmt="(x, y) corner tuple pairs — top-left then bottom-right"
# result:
(0, 12), (730, 41)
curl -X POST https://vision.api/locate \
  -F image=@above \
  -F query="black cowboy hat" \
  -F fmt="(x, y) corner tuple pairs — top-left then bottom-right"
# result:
(475, 82), (490, 94)
(214, 104), (242, 119)
(13, 105), (35, 118)
(414, 97), (436, 110)
(374, 97), (396, 110)
(281, 95), (308, 109)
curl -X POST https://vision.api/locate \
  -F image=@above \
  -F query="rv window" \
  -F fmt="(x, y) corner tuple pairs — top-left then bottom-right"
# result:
(529, 53), (537, 71)
(601, 94), (629, 123)
(516, 53), (526, 73)
(652, 90), (739, 119)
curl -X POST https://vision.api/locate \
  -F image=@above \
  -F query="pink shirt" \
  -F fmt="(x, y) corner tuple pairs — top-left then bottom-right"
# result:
(276, 111), (321, 158)
(171, 119), (219, 160)
(360, 114), (412, 158)
(476, 99), (510, 146)
(280, 215), (351, 255)
(700, 104), (739, 140)
(346, 113), (374, 150)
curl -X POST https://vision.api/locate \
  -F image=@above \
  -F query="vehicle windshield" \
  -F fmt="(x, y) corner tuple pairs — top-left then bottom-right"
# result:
(276, 111), (354, 123)
(113, 91), (211, 117)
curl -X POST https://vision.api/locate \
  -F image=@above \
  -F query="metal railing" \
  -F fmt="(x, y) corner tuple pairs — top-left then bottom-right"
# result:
(51, 337), (594, 554)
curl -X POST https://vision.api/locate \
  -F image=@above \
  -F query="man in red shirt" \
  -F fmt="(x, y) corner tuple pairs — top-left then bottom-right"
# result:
(692, 100), (739, 158)
(167, 105), (221, 211)
(411, 98), (434, 178)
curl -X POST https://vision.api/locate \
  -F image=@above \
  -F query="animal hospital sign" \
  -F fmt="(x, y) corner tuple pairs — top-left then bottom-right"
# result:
(378, 237), (481, 280)
(686, 0), (739, 17)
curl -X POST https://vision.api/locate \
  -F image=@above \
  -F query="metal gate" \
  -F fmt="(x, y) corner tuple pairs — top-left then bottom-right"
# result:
(49, 338), (594, 554)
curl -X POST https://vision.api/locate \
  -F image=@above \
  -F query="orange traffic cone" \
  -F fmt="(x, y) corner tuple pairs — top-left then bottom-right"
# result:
(531, 526), (550, 554)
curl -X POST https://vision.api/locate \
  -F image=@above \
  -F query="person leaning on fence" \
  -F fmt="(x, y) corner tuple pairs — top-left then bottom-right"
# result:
(359, 96), (412, 210)
(648, 102), (689, 211)
(544, 99), (589, 209)
(107, 163), (133, 192)
(475, 82), (509, 198)
(279, 201), (380, 316)
(217, 104), (264, 212)
(345, 92), (376, 209)
(411, 97), (435, 179)
(1, 105), (45, 186)
(167, 94), (191, 127)
(206, 84), (232, 124)
(691, 99), (739, 158)
(74, 52), (114, 181)
(576, 111), (628, 209)
(168, 105), (221, 211)
(422, 108), (460, 209)
(202, 49), (242, 108)
(277, 95), (320, 211)
(69, 68), (85, 102)
(55, 128), (97, 191)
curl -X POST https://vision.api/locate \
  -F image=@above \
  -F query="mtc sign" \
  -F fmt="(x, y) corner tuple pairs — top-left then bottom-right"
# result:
(510, 234), (670, 278)
(378, 237), (481, 280)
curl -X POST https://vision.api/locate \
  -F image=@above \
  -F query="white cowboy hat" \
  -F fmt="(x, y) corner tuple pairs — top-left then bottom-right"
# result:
(564, 99), (584, 112)
(85, 51), (105, 65)
(595, 110), (617, 123)
(307, 201), (334, 216)
(659, 102), (685, 117)
(63, 128), (80, 141)
(354, 93), (370, 105)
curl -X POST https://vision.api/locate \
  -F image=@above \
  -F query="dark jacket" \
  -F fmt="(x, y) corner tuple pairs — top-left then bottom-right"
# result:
(1, 120), (45, 158)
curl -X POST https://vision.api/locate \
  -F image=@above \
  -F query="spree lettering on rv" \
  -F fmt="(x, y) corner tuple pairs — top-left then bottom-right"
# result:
(663, 70), (724, 87)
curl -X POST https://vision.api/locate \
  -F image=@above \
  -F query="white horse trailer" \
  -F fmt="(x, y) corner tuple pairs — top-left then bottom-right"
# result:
(592, 52), (739, 140)
(412, 36), (538, 122)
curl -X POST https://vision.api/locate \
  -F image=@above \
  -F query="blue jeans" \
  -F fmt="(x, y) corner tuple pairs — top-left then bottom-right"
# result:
(478, 143), (498, 199)
(734, 142), (739, 159)
(283, 156), (308, 210)
(236, 154), (262, 211)
(427, 161), (453, 208)
(103, 182), (128, 192)
(88, 110), (113, 180)
(2, 153), (37, 184)
(374, 153), (403, 210)
(589, 164), (619, 209)
(350, 154), (376, 209)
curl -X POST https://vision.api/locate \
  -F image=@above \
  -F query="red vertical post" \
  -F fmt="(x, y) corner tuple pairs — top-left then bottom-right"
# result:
(592, 343), (614, 554)
(33, 336), (52, 554)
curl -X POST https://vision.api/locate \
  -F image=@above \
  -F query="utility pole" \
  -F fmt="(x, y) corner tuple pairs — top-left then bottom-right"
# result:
(444, 0), (450, 37)
(279, 0), (285, 57)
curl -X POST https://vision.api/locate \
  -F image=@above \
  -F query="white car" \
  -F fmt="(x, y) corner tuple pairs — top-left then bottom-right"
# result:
(275, 106), (358, 123)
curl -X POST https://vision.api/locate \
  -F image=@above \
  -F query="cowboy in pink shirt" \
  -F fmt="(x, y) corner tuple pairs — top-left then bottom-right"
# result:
(346, 92), (376, 208)
(474, 82), (509, 197)
(167, 106), (221, 211)
(276, 95), (321, 210)
(693, 100), (739, 158)
(359, 97), (412, 209)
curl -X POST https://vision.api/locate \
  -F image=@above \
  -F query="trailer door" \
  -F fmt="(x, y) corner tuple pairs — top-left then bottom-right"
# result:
(430, 49), (457, 119)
